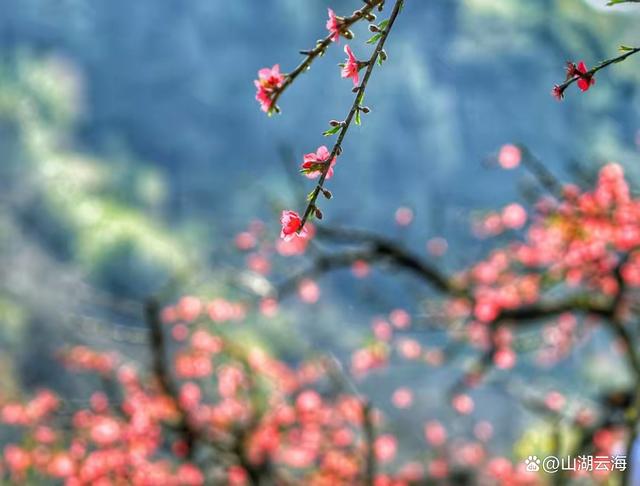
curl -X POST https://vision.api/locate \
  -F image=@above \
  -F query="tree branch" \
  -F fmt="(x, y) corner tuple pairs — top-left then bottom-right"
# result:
(145, 298), (200, 458)
(269, 0), (385, 112)
(297, 0), (405, 231)
(553, 46), (640, 99)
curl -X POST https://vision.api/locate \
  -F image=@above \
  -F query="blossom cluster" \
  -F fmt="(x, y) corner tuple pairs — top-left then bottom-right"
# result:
(552, 61), (595, 100)
(431, 162), (640, 376)
(0, 295), (414, 485)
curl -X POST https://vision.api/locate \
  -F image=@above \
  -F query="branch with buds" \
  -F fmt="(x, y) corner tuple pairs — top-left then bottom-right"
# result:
(296, 0), (405, 233)
(255, 0), (386, 115)
(552, 46), (640, 100)
(256, 0), (405, 240)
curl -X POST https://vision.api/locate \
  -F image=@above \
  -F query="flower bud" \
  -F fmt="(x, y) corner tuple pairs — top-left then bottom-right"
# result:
(365, 13), (376, 21)
(369, 24), (380, 33)
(329, 120), (342, 127)
(379, 50), (388, 62)
(321, 188), (333, 199)
(314, 207), (324, 220)
(343, 30), (354, 40)
(360, 106), (371, 114)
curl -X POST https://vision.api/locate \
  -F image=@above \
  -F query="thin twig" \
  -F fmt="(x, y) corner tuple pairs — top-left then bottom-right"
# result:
(554, 47), (640, 98)
(517, 145), (564, 199)
(363, 402), (376, 486)
(269, 0), (385, 112)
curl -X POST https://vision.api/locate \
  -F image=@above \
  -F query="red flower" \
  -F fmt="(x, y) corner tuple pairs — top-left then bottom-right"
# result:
(254, 64), (285, 112)
(326, 8), (341, 43)
(301, 145), (337, 179)
(575, 61), (595, 92)
(280, 210), (307, 241)
(551, 84), (565, 101)
(341, 45), (361, 86)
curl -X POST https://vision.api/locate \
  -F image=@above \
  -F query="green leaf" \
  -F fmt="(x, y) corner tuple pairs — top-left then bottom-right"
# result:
(323, 125), (341, 136)
(366, 33), (382, 44)
(355, 109), (361, 126)
(378, 19), (389, 31)
(619, 45), (635, 52)
(306, 190), (315, 201)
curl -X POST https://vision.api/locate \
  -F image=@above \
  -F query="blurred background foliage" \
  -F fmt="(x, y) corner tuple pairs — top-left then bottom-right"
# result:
(0, 0), (639, 467)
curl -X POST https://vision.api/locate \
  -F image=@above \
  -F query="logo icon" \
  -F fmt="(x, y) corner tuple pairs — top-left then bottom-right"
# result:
(525, 456), (541, 472)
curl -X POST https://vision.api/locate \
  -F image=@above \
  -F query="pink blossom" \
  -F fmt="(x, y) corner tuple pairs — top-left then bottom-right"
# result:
(424, 420), (447, 446)
(180, 382), (202, 410)
(372, 318), (392, 341)
(326, 8), (341, 43)
(254, 64), (285, 112)
(296, 390), (322, 413)
(341, 45), (360, 86)
(551, 84), (565, 101)
(452, 394), (474, 415)
(178, 464), (205, 486)
(390, 308), (411, 329)
(374, 435), (397, 463)
(298, 278), (320, 303)
(47, 453), (74, 478)
(351, 259), (370, 278)
(493, 347), (516, 369)
(391, 387), (413, 409)
(545, 391), (565, 411)
(260, 298), (278, 317)
(235, 231), (256, 250)
(429, 458), (449, 479)
(474, 421), (494, 441)
(427, 237), (448, 256)
(90, 416), (121, 446)
(501, 203), (527, 229)
(395, 206), (414, 226)
(177, 296), (202, 322)
(280, 210), (307, 241)
(474, 300), (499, 322)
(498, 144), (521, 169)
(301, 145), (337, 179)
(4, 445), (31, 474)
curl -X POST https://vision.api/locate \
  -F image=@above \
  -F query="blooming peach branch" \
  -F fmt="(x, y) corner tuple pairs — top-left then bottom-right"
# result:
(297, 0), (405, 233)
(552, 46), (640, 100)
(260, 0), (385, 114)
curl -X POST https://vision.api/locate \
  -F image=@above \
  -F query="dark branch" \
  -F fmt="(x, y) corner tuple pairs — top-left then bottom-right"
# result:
(145, 298), (200, 457)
